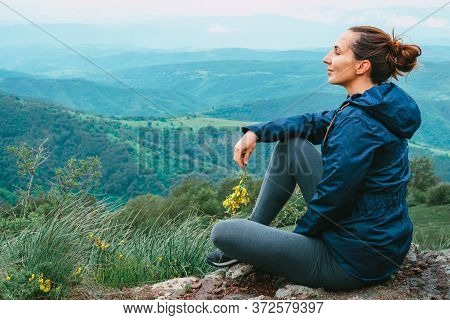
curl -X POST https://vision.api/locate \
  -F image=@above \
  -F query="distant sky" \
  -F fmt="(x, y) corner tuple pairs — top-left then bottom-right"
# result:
(0, 0), (448, 24)
(0, 1), (448, 49)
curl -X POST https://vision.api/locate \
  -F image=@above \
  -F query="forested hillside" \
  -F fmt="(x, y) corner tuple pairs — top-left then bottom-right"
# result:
(0, 92), (272, 203)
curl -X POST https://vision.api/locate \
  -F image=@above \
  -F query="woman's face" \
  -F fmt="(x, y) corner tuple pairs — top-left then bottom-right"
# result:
(323, 30), (360, 86)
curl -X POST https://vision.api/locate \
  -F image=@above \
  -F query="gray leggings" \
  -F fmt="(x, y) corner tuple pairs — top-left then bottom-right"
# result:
(211, 137), (368, 291)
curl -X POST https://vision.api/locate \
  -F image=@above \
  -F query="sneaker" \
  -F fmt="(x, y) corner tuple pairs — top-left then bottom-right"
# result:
(206, 249), (239, 267)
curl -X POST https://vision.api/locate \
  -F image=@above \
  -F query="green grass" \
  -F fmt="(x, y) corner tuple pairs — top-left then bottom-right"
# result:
(0, 196), (217, 298)
(67, 107), (249, 130)
(121, 116), (248, 130)
(409, 204), (450, 250)
(0, 198), (100, 299)
(94, 212), (216, 288)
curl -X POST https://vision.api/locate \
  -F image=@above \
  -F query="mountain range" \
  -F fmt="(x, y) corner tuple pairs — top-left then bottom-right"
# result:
(0, 45), (449, 203)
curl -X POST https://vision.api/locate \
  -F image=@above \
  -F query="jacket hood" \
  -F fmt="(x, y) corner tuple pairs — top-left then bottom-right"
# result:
(347, 82), (421, 139)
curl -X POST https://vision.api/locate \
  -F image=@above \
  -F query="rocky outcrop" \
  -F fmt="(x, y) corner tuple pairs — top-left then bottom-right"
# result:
(71, 244), (449, 300)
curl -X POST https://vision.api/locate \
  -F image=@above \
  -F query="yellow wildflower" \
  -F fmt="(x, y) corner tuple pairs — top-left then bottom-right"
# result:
(93, 237), (109, 251)
(37, 275), (52, 293)
(5, 274), (11, 281)
(119, 240), (125, 245)
(118, 253), (125, 260)
(94, 237), (102, 247)
(100, 240), (109, 251)
(29, 274), (35, 282)
(223, 170), (251, 215)
(87, 233), (94, 240)
(74, 267), (82, 276)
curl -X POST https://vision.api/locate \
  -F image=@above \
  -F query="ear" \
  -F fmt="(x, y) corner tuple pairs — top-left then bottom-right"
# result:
(355, 59), (371, 75)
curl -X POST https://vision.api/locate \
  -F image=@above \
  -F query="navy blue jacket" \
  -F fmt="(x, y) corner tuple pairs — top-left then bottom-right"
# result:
(241, 82), (421, 283)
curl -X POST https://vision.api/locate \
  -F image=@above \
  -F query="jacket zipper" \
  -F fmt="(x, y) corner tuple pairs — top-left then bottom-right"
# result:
(323, 101), (351, 145)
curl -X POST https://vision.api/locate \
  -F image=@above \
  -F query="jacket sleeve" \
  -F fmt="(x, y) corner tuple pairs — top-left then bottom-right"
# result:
(241, 110), (336, 145)
(293, 114), (385, 237)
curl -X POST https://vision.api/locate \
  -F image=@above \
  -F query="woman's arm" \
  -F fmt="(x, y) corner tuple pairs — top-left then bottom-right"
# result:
(293, 113), (386, 237)
(241, 110), (337, 145)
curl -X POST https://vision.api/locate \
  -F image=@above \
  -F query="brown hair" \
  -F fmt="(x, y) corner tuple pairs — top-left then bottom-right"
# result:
(348, 26), (422, 84)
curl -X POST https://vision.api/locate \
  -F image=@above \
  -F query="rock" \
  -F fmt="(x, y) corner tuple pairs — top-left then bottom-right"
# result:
(191, 281), (202, 290)
(151, 276), (199, 299)
(405, 243), (419, 263)
(226, 293), (259, 300)
(225, 263), (256, 281)
(248, 295), (272, 300)
(439, 249), (450, 259)
(275, 284), (322, 299)
(203, 269), (225, 282)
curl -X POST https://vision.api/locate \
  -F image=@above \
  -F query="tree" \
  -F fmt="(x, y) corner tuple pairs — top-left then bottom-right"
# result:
(409, 156), (440, 191)
(54, 156), (102, 194)
(6, 138), (51, 217)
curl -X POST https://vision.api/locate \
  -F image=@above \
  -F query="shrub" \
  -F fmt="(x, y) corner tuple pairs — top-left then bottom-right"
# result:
(426, 183), (450, 206)
(167, 178), (221, 217)
(408, 187), (428, 206)
(115, 194), (169, 231)
(272, 187), (306, 228)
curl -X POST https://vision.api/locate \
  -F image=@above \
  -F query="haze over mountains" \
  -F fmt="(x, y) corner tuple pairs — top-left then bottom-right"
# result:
(1, 9), (449, 49)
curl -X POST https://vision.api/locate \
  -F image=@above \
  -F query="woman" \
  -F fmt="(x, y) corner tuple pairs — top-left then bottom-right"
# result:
(207, 26), (422, 291)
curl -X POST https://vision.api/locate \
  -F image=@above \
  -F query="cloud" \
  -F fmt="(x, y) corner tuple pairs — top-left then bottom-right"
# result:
(285, 8), (343, 23)
(383, 15), (449, 29)
(346, 10), (391, 25)
(423, 18), (448, 28)
(206, 23), (231, 33)
(347, 11), (448, 30)
(384, 15), (419, 28)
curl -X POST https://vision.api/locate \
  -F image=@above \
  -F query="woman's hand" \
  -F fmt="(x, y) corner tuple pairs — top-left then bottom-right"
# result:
(234, 131), (258, 168)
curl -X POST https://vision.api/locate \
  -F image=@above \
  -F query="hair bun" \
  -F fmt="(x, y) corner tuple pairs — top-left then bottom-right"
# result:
(388, 36), (421, 79)
(391, 39), (402, 48)
(349, 26), (421, 84)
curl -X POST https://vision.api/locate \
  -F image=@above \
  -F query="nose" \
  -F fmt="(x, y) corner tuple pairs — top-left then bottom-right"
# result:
(323, 51), (332, 65)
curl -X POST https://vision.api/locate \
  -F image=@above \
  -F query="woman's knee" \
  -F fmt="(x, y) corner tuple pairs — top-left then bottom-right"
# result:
(275, 137), (317, 160)
(211, 219), (237, 248)
(276, 137), (319, 174)
(210, 219), (250, 248)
